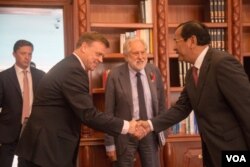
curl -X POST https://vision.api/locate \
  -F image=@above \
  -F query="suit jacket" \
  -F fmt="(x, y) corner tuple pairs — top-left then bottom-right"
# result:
(104, 63), (167, 155)
(0, 66), (45, 144)
(151, 48), (250, 167)
(16, 55), (124, 167)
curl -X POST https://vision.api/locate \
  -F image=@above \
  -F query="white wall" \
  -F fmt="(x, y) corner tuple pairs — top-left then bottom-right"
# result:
(0, 7), (64, 72)
(0, 7), (65, 167)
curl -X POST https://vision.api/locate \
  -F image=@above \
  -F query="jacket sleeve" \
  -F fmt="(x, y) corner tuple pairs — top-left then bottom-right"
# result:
(152, 85), (192, 133)
(62, 67), (124, 137)
(104, 70), (116, 148)
(216, 56), (250, 147)
(155, 67), (167, 115)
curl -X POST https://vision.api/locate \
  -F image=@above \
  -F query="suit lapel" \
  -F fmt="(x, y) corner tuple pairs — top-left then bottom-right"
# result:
(145, 65), (158, 116)
(9, 66), (22, 98)
(118, 64), (134, 116)
(31, 68), (38, 94)
(196, 49), (212, 105)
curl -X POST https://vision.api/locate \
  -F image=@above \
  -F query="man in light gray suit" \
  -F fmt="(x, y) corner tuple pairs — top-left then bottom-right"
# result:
(104, 37), (167, 167)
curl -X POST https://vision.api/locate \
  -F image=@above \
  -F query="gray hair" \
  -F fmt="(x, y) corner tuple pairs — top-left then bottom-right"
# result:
(123, 37), (147, 55)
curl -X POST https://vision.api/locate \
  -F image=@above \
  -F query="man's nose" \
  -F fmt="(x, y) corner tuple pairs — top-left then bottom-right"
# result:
(138, 52), (145, 58)
(98, 56), (103, 63)
(174, 48), (178, 53)
(24, 54), (31, 60)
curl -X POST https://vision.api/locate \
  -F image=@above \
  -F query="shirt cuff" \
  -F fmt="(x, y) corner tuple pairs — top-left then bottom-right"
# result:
(147, 120), (154, 131)
(105, 145), (116, 152)
(121, 120), (129, 134)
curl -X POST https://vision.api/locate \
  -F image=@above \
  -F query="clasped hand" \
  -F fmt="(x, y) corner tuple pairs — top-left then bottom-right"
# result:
(128, 120), (151, 140)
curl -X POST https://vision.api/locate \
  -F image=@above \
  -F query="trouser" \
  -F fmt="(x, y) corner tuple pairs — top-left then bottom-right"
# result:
(0, 142), (16, 167)
(115, 132), (160, 167)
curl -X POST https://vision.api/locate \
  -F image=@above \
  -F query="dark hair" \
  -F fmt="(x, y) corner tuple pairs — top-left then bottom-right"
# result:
(76, 32), (110, 48)
(177, 20), (211, 45)
(13, 40), (33, 52)
(30, 61), (36, 68)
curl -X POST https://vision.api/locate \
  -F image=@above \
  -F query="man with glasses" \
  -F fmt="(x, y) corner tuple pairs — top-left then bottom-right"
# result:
(138, 20), (250, 167)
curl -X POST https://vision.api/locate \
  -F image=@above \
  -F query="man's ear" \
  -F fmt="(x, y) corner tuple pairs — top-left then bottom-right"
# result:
(123, 54), (128, 62)
(80, 42), (88, 53)
(189, 35), (197, 48)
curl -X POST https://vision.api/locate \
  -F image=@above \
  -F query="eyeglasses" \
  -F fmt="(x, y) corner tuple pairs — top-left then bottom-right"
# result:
(130, 51), (147, 57)
(174, 38), (184, 43)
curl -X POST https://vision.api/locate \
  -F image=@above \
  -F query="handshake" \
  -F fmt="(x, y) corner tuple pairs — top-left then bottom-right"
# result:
(106, 120), (163, 162)
(128, 120), (152, 140)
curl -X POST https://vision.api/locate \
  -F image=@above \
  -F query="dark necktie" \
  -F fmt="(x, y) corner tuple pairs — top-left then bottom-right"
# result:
(136, 72), (148, 120)
(192, 66), (199, 86)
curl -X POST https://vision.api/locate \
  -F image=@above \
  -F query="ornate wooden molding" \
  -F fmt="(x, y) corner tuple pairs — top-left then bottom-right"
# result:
(157, 0), (168, 100)
(78, 0), (91, 138)
(232, 0), (241, 60)
(78, 0), (87, 35)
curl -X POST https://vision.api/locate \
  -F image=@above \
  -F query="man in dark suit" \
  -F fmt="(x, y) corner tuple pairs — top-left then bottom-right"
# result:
(15, 32), (140, 167)
(0, 40), (45, 167)
(138, 21), (250, 167)
(104, 37), (166, 167)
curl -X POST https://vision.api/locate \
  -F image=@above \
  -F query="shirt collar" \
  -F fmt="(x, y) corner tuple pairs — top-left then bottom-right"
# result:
(15, 64), (30, 74)
(73, 52), (86, 70)
(128, 64), (146, 77)
(194, 46), (209, 70)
